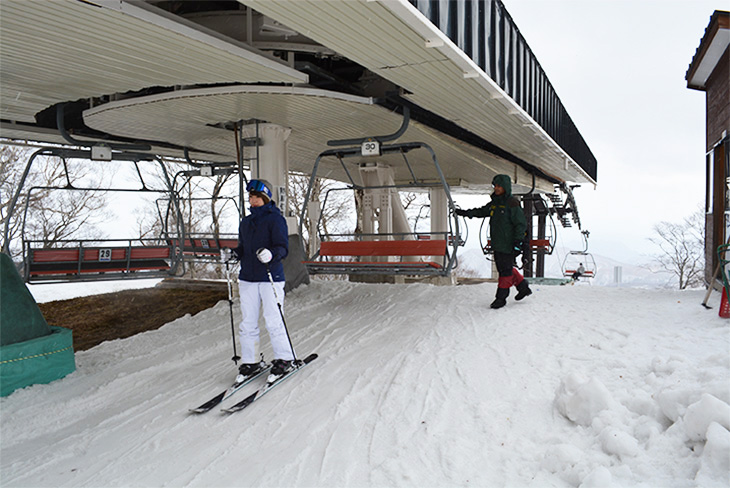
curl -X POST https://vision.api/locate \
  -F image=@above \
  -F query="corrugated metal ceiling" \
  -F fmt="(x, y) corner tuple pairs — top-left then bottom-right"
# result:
(0, 0), (305, 124)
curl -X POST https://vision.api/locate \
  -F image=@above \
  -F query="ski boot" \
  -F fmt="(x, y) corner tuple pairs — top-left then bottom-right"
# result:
(490, 288), (509, 309)
(235, 361), (265, 383)
(267, 359), (294, 384)
(515, 280), (532, 301)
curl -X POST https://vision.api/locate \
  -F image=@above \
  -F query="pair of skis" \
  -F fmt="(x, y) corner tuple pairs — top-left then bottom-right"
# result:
(190, 353), (318, 414)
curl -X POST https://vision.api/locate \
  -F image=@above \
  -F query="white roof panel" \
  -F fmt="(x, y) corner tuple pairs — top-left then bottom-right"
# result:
(0, 0), (306, 123)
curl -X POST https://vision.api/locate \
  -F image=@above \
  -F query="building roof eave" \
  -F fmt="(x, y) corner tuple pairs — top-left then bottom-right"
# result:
(686, 10), (730, 91)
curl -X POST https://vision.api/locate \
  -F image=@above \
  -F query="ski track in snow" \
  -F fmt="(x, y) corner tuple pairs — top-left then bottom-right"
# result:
(1, 280), (729, 487)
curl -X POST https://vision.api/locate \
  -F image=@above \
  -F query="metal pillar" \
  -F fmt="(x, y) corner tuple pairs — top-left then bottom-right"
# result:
(522, 197), (534, 278)
(536, 214), (546, 277)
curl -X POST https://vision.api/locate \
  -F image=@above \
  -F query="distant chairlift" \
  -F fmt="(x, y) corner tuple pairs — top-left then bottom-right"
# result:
(2, 147), (186, 283)
(300, 109), (461, 277)
(562, 230), (596, 279)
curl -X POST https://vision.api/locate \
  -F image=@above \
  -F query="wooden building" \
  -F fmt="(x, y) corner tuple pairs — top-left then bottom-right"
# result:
(686, 10), (730, 286)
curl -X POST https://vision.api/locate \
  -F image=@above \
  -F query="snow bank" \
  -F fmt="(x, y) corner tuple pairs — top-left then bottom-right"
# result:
(553, 328), (730, 487)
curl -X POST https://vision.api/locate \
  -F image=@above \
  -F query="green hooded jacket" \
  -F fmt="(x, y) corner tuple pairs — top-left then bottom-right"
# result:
(467, 174), (526, 254)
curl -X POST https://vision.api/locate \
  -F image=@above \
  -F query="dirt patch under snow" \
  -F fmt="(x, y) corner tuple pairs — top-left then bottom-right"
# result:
(38, 287), (227, 351)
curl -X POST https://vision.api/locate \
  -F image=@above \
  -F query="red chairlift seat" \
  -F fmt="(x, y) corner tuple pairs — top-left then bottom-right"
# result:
(303, 239), (448, 275)
(563, 268), (595, 278)
(27, 245), (172, 280)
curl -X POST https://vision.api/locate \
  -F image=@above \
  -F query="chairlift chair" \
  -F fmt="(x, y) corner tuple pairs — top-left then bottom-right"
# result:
(561, 230), (596, 279)
(156, 195), (239, 264)
(2, 147), (186, 283)
(300, 142), (461, 277)
(561, 252), (596, 279)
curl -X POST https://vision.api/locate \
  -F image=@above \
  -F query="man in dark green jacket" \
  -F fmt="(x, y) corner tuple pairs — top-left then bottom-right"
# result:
(455, 174), (532, 308)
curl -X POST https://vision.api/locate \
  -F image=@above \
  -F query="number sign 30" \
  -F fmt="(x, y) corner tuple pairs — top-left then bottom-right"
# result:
(361, 140), (380, 157)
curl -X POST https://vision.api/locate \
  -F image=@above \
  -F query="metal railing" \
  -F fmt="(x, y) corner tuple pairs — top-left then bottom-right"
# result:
(409, 0), (597, 181)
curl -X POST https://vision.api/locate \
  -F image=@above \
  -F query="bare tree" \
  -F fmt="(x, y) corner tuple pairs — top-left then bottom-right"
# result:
(288, 173), (354, 255)
(649, 208), (705, 289)
(1, 145), (107, 259)
(210, 173), (235, 238)
(0, 145), (27, 254)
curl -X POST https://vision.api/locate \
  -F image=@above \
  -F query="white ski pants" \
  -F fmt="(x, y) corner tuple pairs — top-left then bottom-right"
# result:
(238, 280), (294, 363)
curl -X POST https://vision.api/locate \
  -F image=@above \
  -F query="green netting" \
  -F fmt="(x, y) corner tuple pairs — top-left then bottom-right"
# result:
(0, 326), (75, 396)
(1, 252), (51, 346)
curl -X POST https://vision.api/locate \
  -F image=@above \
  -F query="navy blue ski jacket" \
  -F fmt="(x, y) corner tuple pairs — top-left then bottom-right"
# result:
(235, 201), (288, 282)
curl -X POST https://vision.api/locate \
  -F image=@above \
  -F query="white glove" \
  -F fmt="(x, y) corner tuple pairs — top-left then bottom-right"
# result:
(256, 247), (273, 264)
(220, 248), (232, 262)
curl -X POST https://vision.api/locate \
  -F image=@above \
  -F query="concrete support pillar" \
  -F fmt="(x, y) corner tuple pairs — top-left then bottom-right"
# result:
(242, 123), (292, 220)
(358, 162), (414, 239)
(378, 191), (393, 236)
(429, 188), (448, 263)
(359, 163), (394, 240)
(307, 200), (321, 257)
(384, 172), (411, 239)
(429, 189), (448, 240)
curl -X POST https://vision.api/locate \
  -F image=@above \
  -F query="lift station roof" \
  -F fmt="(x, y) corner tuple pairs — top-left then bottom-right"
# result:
(0, 0), (597, 194)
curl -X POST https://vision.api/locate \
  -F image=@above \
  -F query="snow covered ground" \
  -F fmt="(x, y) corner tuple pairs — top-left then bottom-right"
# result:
(2, 277), (729, 487)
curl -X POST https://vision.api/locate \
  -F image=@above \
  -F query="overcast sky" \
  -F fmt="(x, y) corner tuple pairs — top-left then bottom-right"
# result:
(471, 0), (722, 264)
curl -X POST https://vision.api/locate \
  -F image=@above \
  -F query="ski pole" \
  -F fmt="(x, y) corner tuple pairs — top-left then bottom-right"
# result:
(223, 250), (241, 364)
(257, 248), (298, 363)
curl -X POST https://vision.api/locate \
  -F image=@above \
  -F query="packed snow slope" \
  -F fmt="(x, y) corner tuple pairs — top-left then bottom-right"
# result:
(2, 280), (729, 487)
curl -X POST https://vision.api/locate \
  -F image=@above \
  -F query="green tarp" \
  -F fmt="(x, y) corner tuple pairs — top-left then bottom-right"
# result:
(1, 252), (51, 346)
(0, 326), (75, 396)
(0, 253), (75, 396)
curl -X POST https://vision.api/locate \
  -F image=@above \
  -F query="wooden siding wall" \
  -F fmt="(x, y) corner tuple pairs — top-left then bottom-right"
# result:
(703, 46), (729, 285)
(705, 46), (730, 151)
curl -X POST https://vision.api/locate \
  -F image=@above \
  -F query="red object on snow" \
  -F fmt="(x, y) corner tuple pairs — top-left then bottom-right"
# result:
(720, 287), (730, 318)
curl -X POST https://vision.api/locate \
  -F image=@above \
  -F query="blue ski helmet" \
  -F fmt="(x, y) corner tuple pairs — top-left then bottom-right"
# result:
(246, 179), (273, 201)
